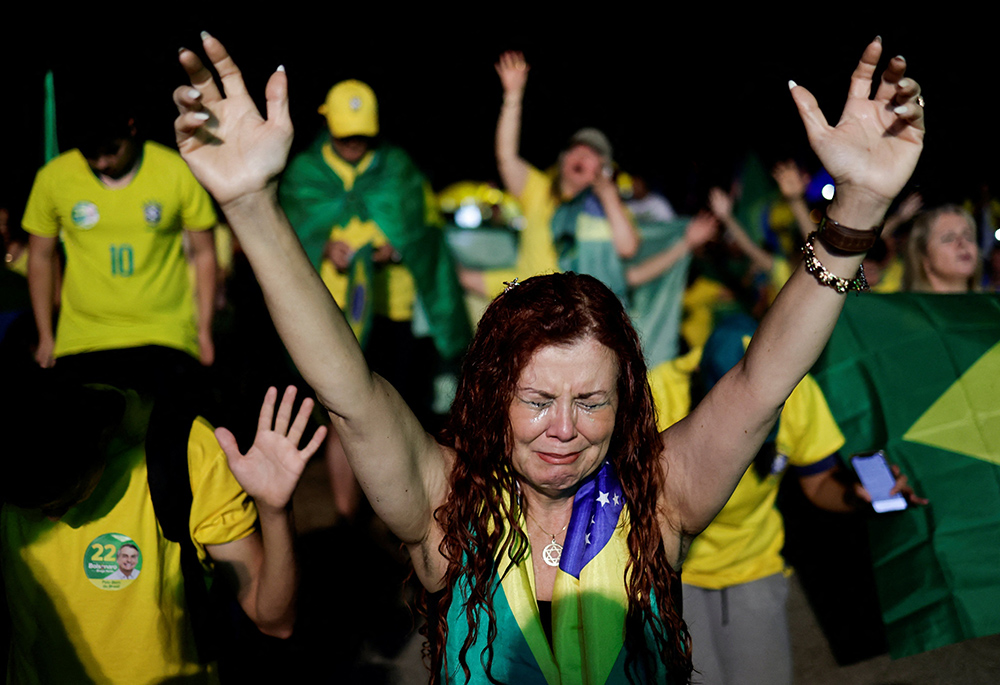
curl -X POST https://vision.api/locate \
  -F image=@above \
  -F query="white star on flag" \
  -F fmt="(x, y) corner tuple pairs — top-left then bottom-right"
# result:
(613, 493), (620, 506)
(585, 533), (591, 545)
(597, 491), (610, 507)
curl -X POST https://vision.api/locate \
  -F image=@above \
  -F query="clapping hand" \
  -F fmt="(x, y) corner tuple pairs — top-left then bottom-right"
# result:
(174, 33), (293, 208)
(215, 387), (327, 512)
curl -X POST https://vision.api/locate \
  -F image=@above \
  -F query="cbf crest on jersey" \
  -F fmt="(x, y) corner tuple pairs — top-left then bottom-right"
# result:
(143, 201), (163, 227)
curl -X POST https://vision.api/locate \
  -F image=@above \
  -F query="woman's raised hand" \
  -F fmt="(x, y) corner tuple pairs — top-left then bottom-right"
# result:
(215, 386), (327, 513)
(772, 160), (808, 200)
(708, 187), (733, 219)
(496, 51), (530, 95)
(175, 33), (293, 208)
(790, 38), (924, 220)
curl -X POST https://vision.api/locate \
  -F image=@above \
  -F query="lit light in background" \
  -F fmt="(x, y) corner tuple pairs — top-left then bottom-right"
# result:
(994, 227), (1000, 242)
(822, 184), (835, 201)
(455, 204), (483, 229)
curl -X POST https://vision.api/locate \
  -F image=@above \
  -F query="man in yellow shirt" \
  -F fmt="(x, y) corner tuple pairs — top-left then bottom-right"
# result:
(23, 110), (217, 394)
(280, 80), (469, 518)
(1, 377), (323, 684)
(650, 315), (923, 685)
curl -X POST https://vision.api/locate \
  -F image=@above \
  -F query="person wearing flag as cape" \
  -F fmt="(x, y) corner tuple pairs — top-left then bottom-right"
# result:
(175, 34), (924, 683)
(279, 79), (470, 519)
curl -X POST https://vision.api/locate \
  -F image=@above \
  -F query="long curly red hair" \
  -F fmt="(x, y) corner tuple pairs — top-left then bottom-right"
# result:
(425, 273), (691, 684)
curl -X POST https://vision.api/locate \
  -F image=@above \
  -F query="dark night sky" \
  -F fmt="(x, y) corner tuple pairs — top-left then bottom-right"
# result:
(3, 12), (996, 219)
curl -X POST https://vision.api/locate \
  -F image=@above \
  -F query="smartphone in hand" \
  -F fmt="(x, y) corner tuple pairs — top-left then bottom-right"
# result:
(851, 451), (907, 513)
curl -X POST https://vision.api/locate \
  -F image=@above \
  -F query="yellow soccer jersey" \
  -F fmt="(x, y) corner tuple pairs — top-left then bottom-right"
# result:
(1, 414), (257, 685)
(650, 355), (845, 588)
(483, 164), (561, 298)
(22, 141), (216, 358)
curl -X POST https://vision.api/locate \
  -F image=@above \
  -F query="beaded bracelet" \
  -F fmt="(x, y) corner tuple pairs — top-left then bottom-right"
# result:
(802, 231), (869, 293)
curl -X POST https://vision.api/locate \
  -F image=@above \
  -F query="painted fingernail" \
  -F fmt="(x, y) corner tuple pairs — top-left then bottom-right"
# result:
(193, 112), (211, 121)
(898, 79), (912, 89)
(894, 105), (909, 115)
(277, 65), (286, 73)
(895, 55), (905, 62)
(178, 47), (187, 54)
(200, 31), (212, 41)
(874, 35), (882, 44)
(187, 88), (201, 99)
(788, 80), (797, 90)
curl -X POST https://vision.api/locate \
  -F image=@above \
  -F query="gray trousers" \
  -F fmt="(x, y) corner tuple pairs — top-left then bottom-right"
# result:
(683, 573), (792, 685)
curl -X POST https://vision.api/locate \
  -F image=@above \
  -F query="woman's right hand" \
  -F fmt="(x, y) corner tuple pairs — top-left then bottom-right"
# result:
(495, 51), (530, 95)
(174, 33), (293, 208)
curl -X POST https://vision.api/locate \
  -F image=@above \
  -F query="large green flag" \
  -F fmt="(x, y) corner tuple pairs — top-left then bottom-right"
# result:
(812, 293), (1000, 658)
(549, 191), (692, 367)
(280, 135), (471, 360)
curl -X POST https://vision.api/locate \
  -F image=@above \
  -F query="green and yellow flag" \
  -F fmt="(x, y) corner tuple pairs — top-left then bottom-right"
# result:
(812, 293), (1000, 658)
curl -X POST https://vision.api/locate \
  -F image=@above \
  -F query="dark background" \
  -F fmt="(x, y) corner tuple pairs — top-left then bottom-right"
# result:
(2, 12), (996, 218)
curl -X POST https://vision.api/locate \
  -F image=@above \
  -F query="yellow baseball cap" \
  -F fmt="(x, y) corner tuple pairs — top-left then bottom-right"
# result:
(318, 80), (379, 138)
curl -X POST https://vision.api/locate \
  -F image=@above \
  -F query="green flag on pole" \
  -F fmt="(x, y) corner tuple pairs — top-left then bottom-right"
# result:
(812, 293), (1000, 658)
(44, 70), (59, 162)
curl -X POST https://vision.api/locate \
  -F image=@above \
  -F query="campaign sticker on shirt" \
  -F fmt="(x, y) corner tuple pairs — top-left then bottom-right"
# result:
(143, 201), (163, 227)
(770, 453), (789, 477)
(84, 533), (143, 590)
(71, 201), (100, 229)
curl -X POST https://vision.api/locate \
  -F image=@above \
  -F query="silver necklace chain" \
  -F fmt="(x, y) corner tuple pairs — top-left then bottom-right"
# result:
(527, 512), (568, 567)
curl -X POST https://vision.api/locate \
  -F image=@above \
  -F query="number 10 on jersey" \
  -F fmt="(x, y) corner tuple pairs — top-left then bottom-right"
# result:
(110, 244), (134, 277)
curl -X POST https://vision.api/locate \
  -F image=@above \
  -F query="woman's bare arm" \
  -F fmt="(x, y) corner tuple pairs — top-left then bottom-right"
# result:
(592, 173), (641, 259)
(495, 51), (531, 197)
(662, 39), (924, 538)
(173, 34), (449, 562)
(625, 212), (717, 286)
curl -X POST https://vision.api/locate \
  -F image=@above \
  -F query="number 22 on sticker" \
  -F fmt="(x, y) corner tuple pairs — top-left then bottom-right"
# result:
(91, 543), (118, 562)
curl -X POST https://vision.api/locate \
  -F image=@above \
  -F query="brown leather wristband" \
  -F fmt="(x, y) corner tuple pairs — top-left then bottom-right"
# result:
(817, 213), (884, 254)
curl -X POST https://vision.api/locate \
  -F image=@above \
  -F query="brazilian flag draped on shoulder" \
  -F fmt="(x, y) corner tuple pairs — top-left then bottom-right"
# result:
(811, 293), (1000, 657)
(279, 134), (470, 360)
(551, 192), (690, 366)
(444, 461), (675, 683)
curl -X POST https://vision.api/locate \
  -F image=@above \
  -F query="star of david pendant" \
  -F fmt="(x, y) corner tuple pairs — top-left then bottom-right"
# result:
(542, 538), (563, 567)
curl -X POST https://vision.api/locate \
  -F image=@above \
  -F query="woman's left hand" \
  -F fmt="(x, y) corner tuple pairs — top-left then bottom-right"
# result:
(790, 38), (924, 218)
